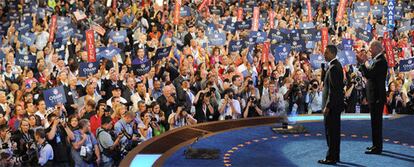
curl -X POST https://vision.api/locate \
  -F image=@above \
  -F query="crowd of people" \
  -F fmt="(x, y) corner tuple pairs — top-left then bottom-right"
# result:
(0, 0), (413, 166)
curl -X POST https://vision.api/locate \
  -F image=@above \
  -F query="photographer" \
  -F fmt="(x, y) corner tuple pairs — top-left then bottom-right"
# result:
(243, 95), (263, 118)
(35, 128), (54, 167)
(261, 81), (286, 116)
(241, 79), (261, 109)
(114, 111), (141, 156)
(193, 88), (220, 123)
(11, 118), (37, 166)
(305, 79), (323, 114)
(138, 111), (153, 141)
(0, 124), (13, 166)
(168, 105), (197, 129)
(386, 81), (407, 114)
(218, 89), (241, 120)
(45, 113), (74, 166)
(284, 81), (306, 115)
(96, 116), (124, 167)
(71, 119), (100, 167)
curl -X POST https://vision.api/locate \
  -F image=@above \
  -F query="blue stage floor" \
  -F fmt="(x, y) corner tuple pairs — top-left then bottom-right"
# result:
(160, 115), (414, 167)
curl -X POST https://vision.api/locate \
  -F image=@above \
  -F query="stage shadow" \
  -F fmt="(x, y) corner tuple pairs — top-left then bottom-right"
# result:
(335, 161), (366, 167)
(379, 150), (414, 163)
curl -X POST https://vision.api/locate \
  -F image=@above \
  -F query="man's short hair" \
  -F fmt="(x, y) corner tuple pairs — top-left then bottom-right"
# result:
(78, 119), (90, 129)
(35, 128), (46, 139)
(101, 116), (112, 126)
(326, 45), (337, 56)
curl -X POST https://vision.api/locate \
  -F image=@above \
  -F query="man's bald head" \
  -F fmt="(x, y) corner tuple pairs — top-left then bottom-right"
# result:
(369, 40), (383, 56)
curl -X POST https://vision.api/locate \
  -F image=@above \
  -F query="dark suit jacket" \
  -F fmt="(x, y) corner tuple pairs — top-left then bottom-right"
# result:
(359, 53), (388, 104)
(184, 33), (194, 47)
(194, 102), (219, 123)
(322, 59), (345, 111)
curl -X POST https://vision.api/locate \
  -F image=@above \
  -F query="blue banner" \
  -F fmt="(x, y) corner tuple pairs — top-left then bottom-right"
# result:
(400, 58), (414, 72)
(351, 18), (366, 29)
(243, 37), (256, 47)
(15, 54), (36, 68)
(79, 62), (99, 77)
(272, 44), (291, 62)
(372, 5), (383, 17)
(180, 6), (191, 17)
(56, 25), (75, 39)
(289, 29), (301, 42)
(249, 31), (267, 43)
(74, 29), (85, 40)
(223, 21), (237, 34)
(43, 86), (67, 108)
(342, 39), (353, 51)
(18, 32), (36, 46)
(299, 28), (316, 41)
(268, 29), (288, 43)
(229, 40), (244, 53)
(209, 6), (223, 16)
(290, 40), (306, 52)
(397, 20), (412, 33)
(236, 20), (252, 30)
(8, 13), (19, 21)
(355, 27), (373, 42)
(300, 22), (315, 29)
(109, 30), (127, 43)
(196, 17), (209, 29)
(57, 16), (71, 28)
(208, 32), (226, 46)
(16, 22), (32, 34)
(376, 24), (390, 37)
(154, 46), (172, 62)
(132, 59), (152, 76)
(337, 50), (357, 66)
(97, 46), (121, 60)
(354, 1), (370, 13)
(387, 0), (396, 27)
(37, 8), (46, 19)
(309, 54), (325, 69)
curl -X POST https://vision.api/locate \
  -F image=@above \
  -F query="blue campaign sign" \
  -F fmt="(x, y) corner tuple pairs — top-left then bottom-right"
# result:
(132, 59), (152, 76)
(315, 30), (322, 41)
(53, 37), (69, 48)
(74, 29), (85, 40)
(354, 11), (369, 19)
(309, 54), (325, 69)
(300, 22), (315, 29)
(57, 16), (71, 28)
(306, 41), (315, 49)
(8, 12), (19, 21)
(299, 28), (316, 41)
(37, 8), (46, 19)
(223, 21), (237, 34)
(290, 40), (306, 52)
(16, 22), (32, 34)
(0, 50), (5, 60)
(337, 50), (357, 66)
(243, 4), (254, 13)
(289, 29), (301, 42)
(229, 40), (244, 53)
(154, 46), (172, 62)
(336, 52), (349, 66)
(180, 6), (191, 17)
(110, 30), (127, 43)
(351, 18), (366, 29)
(372, 5), (383, 17)
(268, 29), (288, 43)
(79, 62), (99, 77)
(355, 27), (373, 42)
(354, 1), (371, 13)
(15, 54), (36, 68)
(398, 20), (412, 33)
(43, 86), (67, 108)
(376, 24), (390, 37)
(399, 57), (414, 72)
(395, 10), (403, 20)
(243, 36), (256, 47)
(97, 46), (121, 60)
(209, 6), (223, 16)
(208, 32), (226, 46)
(272, 44), (291, 62)
(56, 25), (75, 39)
(249, 31), (267, 43)
(18, 32), (36, 46)
(387, 0), (396, 27)
(21, 16), (32, 25)
(236, 20), (252, 30)
(196, 17), (209, 29)
(342, 39), (353, 51)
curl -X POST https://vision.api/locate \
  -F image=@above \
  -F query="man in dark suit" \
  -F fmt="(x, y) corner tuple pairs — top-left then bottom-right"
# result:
(318, 45), (344, 165)
(183, 25), (196, 47)
(357, 41), (388, 154)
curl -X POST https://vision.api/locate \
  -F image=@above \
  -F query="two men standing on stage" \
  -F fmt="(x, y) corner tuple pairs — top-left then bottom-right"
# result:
(319, 41), (387, 165)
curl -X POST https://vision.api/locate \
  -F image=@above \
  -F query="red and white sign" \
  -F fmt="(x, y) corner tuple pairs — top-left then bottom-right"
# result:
(321, 27), (329, 53)
(198, 0), (209, 11)
(252, 7), (260, 31)
(49, 15), (57, 42)
(86, 30), (96, 63)
(262, 42), (270, 63)
(336, 0), (347, 22)
(74, 10), (87, 21)
(174, 0), (181, 24)
(269, 10), (275, 29)
(237, 7), (243, 22)
(306, 0), (313, 22)
(383, 32), (395, 67)
(91, 24), (106, 36)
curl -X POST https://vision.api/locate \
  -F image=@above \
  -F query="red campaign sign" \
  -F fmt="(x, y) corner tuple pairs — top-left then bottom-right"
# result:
(262, 42), (270, 63)
(112, 0), (116, 10)
(198, 0), (208, 11)
(173, 0), (181, 24)
(336, 0), (347, 22)
(321, 27), (329, 54)
(237, 7), (243, 22)
(252, 7), (259, 31)
(49, 15), (57, 42)
(86, 30), (96, 63)
(383, 32), (395, 67)
(306, 0), (313, 22)
(269, 10), (275, 29)
(91, 25), (106, 36)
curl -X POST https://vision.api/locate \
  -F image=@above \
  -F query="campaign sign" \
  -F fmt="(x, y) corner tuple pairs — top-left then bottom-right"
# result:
(243, 37), (256, 47)
(339, 50), (357, 65)
(196, 18), (209, 29)
(236, 20), (252, 30)
(43, 86), (67, 108)
(354, 1), (370, 13)
(387, 0), (396, 27)
(15, 54), (36, 68)
(86, 30), (96, 62)
(209, 6), (223, 16)
(180, 6), (191, 17)
(8, 12), (19, 21)
(289, 29), (301, 42)
(355, 28), (373, 42)
(79, 62), (99, 77)
(229, 40), (244, 53)
(351, 18), (366, 29)
(336, 51), (348, 66)
(37, 8), (46, 19)
(242, 4), (254, 13)
(354, 11), (369, 19)
(208, 32), (226, 46)
(272, 44), (291, 62)
(18, 32), (36, 46)
(372, 5), (383, 17)
(97, 46), (121, 60)
(268, 29), (288, 43)
(74, 29), (85, 40)
(342, 39), (353, 51)
(56, 25), (75, 39)
(223, 21), (237, 34)
(299, 28), (316, 41)
(309, 54), (325, 69)
(110, 30), (127, 43)
(376, 24), (390, 37)
(397, 20), (412, 33)
(132, 59), (152, 76)
(249, 31), (267, 43)
(399, 57), (414, 72)
(16, 22), (32, 34)
(301, 22), (315, 29)
(315, 29), (322, 42)
(290, 40), (306, 52)
(57, 16), (71, 28)
(154, 46), (172, 62)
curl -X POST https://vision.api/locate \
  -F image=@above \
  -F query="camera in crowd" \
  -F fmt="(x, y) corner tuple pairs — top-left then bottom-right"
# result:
(352, 75), (365, 90)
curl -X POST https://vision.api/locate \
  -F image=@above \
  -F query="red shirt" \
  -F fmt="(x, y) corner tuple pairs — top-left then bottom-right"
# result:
(89, 114), (101, 136)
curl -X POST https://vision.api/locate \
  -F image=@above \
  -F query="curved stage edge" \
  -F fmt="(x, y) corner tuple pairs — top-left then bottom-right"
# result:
(120, 114), (397, 167)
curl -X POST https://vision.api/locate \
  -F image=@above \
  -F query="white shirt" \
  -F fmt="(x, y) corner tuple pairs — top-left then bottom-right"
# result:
(219, 99), (241, 119)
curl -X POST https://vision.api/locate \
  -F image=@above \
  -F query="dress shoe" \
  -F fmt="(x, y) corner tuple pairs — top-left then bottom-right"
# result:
(365, 148), (382, 154)
(366, 146), (375, 150)
(318, 159), (337, 165)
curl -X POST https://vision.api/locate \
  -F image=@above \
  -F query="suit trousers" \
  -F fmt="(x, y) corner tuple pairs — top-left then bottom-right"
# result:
(369, 102), (384, 149)
(324, 110), (341, 161)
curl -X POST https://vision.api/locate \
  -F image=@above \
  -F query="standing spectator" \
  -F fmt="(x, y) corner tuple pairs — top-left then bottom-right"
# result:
(96, 116), (123, 167)
(71, 119), (101, 167)
(260, 81), (286, 116)
(35, 128), (54, 167)
(46, 113), (74, 167)
(218, 89), (241, 120)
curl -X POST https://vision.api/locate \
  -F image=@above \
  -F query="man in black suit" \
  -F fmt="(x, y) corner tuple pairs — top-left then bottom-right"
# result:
(183, 25), (196, 47)
(357, 41), (388, 154)
(318, 45), (344, 165)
